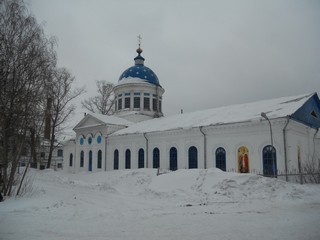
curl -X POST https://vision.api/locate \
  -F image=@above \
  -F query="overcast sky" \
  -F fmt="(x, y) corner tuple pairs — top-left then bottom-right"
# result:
(28, 0), (320, 124)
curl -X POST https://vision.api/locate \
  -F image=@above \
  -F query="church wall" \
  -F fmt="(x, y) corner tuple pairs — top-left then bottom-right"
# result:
(204, 119), (318, 177)
(106, 134), (146, 170)
(204, 120), (286, 174)
(71, 124), (109, 173)
(147, 129), (205, 170)
(63, 139), (76, 173)
(315, 138), (320, 169)
(107, 128), (205, 171)
(284, 120), (319, 174)
(65, 113), (319, 184)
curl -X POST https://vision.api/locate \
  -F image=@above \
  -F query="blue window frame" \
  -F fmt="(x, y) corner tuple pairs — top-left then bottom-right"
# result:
(97, 150), (102, 169)
(80, 151), (84, 167)
(69, 153), (73, 167)
(138, 148), (144, 168)
(263, 145), (277, 176)
(169, 147), (177, 171)
(114, 150), (119, 170)
(153, 148), (160, 168)
(125, 149), (131, 169)
(188, 146), (198, 169)
(88, 151), (92, 171)
(215, 147), (226, 171)
(97, 135), (102, 144)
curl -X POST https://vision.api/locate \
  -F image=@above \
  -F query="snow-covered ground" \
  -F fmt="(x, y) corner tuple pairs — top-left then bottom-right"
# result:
(1, 168), (320, 240)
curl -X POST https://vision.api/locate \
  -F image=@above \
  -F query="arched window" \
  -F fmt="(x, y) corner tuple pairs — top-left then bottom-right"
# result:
(80, 136), (84, 145)
(169, 147), (178, 171)
(88, 151), (92, 171)
(263, 145), (277, 176)
(215, 147), (226, 171)
(138, 148), (144, 168)
(238, 146), (249, 173)
(153, 148), (160, 168)
(80, 151), (84, 167)
(125, 149), (131, 169)
(97, 150), (102, 169)
(188, 146), (198, 169)
(114, 149), (119, 170)
(69, 153), (73, 167)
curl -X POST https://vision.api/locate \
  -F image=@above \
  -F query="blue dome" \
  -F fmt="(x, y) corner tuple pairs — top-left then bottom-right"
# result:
(119, 65), (160, 86)
(118, 49), (160, 86)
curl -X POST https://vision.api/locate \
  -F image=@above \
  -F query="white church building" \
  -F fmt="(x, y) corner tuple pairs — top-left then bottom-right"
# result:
(63, 47), (320, 182)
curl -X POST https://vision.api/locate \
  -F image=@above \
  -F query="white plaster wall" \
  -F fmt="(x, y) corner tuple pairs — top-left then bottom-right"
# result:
(106, 134), (146, 170)
(205, 120), (287, 174)
(68, 115), (318, 179)
(108, 128), (204, 171)
(284, 121), (319, 173)
(315, 138), (320, 163)
(107, 119), (315, 174)
(72, 122), (116, 173)
(63, 140), (76, 173)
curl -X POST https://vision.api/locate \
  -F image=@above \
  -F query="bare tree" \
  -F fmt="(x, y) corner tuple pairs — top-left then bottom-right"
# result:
(81, 80), (115, 115)
(303, 158), (320, 184)
(0, 0), (56, 196)
(46, 68), (85, 169)
(16, 99), (47, 196)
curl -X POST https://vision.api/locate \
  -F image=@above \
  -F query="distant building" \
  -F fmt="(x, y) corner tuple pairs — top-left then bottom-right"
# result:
(18, 96), (63, 171)
(19, 139), (64, 170)
(63, 47), (320, 182)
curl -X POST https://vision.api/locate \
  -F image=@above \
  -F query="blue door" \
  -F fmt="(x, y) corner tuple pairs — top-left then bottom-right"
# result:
(88, 151), (92, 171)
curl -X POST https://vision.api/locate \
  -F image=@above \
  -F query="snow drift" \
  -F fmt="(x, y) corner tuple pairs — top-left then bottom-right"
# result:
(0, 168), (319, 240)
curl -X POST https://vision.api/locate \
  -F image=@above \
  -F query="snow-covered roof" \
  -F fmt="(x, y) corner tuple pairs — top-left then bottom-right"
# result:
(88, 113), (133, 126)
(73, 113), (132, 130)
(116, 77), (153, 86)
(112, 93), (315, 136)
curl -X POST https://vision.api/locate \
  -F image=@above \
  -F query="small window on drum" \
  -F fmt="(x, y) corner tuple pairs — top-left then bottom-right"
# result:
(125, 97), (130, 109)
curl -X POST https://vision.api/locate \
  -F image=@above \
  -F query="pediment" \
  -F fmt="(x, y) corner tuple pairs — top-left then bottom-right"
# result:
(73, 114), (106, 131)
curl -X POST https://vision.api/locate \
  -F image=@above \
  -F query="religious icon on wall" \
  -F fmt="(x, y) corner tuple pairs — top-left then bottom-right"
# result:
(238, 146), (249, 173)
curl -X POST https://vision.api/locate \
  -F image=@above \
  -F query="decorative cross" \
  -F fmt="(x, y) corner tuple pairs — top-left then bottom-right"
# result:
(137, 35), (142, 48)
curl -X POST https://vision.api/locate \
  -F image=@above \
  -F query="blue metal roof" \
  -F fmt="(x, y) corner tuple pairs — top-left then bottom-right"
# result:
(118, 65), (160, 86)
(291, 93), (320, 129)
(118, 50), (160, 86)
